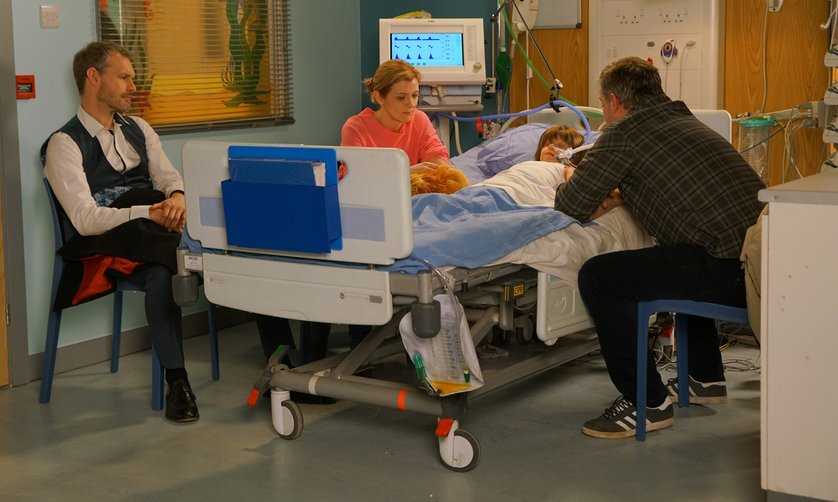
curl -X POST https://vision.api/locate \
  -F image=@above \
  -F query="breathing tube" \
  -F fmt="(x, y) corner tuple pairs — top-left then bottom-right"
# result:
(437, 100), (594, 146)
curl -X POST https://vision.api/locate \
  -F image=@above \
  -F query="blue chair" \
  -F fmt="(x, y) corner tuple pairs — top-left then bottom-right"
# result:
(635, 299), (749, 441)
(40, 179), (220, 410)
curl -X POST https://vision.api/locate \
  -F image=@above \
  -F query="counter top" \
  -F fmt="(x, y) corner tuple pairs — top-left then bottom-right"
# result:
(758, 169), (838, 205)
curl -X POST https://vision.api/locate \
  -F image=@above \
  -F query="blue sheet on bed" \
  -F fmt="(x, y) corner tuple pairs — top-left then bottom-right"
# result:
(383, 186), (577, 273)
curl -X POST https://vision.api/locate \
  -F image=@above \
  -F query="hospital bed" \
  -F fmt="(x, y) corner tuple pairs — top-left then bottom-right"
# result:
(178, 108), (728, 470)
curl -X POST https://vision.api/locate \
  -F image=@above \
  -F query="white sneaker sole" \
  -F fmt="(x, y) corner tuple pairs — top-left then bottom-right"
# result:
(581, 416), (674, 439)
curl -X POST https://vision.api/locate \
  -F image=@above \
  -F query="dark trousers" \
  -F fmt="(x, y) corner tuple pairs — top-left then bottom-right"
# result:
(255, 317), (370, 364)
(254, 316), (331, 364)
(122, 264), (184, 369)
(577, 244), (746, 407)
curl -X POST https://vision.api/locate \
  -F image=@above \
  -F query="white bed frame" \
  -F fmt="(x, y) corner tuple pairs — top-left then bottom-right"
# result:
(181, 141), (599, 471)
(183, 141), (591, 343)
(180, 108), (731, 470)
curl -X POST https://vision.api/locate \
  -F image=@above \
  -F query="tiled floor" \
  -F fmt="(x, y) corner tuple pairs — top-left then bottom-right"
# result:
(0, 322), (764, 501)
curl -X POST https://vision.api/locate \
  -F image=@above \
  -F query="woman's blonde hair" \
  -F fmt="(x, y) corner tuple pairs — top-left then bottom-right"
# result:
(364, 59), (422, 102)
(534, 125), (585, 161)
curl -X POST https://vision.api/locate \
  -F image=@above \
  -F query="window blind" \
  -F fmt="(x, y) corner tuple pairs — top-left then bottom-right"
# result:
(97, 0), (293, 133)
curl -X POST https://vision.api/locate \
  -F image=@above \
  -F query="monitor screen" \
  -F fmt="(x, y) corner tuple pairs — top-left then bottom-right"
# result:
(379, 18), (486, 86)
(390, 32), (464, 67)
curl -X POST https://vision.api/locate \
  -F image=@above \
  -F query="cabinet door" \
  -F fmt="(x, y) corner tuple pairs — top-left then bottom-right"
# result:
(761, 203), (838, 500)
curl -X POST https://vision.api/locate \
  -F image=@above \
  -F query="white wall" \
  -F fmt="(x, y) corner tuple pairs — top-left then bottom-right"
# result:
(10, 0), (362, 355)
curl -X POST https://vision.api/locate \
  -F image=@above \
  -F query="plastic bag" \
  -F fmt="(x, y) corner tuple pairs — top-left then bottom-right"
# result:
(399, 294), (484, 396)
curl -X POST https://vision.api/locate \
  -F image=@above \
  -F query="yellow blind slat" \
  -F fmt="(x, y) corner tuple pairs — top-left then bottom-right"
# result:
(97, 0), (292, 132)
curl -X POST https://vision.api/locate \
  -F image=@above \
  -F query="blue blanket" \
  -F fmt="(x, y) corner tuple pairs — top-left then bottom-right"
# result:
(384, 186), (577, 273)
(183, 186), (578, 274)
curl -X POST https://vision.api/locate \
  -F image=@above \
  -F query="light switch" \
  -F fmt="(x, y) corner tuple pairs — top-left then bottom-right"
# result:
(40, 5), (60, 29)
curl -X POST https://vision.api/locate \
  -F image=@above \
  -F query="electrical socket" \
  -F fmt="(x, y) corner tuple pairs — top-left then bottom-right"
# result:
(484, 77), (497, 94)
(39, 5), (60, 29)
(812, 100), (829, 128)
(798, 100), (830, 128)
(792, 101), (830, 128)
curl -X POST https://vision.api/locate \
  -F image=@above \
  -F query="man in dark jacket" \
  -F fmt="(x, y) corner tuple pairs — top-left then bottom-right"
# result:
(555, 57), (765, 439)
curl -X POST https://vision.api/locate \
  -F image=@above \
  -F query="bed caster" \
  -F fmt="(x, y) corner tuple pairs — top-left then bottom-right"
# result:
(436, 418), (481, 472)
(515, 316), (535, 345)
(491, 326), (512, 346)
(270, 389), (304, 440)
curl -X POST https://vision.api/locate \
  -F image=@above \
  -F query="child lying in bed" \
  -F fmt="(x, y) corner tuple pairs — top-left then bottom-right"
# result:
(477, 125), (587, 206)
(414, 125), (587, 198)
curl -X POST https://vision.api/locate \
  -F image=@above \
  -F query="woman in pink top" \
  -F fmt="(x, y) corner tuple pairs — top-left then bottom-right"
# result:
(341, 59), (449, 173)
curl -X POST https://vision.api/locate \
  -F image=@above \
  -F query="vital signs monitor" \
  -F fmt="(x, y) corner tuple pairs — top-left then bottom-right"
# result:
(378, 18), (486, 87)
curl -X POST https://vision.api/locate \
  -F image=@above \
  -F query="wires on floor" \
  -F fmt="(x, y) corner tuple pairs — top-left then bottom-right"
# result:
(655, 318), (761, 375)
(717, 321), (761, 372)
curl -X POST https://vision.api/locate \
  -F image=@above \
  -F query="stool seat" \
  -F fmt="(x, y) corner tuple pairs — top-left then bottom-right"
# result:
(635, 299), (749, 441)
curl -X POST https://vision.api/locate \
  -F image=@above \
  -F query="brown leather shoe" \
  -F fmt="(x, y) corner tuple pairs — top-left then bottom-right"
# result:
(165, 379), (200, 423)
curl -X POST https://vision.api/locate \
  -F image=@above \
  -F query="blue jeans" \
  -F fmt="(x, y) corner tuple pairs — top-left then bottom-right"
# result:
(577, 244), (746, 407)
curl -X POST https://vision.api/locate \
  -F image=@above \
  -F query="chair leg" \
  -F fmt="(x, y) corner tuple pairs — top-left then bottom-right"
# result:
(151, 344), (165, 411)
(111, 290), (124, 373)
(208, 303), (220, 381)
(636, 304), (650, 441)
(39, 309), (63, 404)
(675, 314), (690, 408)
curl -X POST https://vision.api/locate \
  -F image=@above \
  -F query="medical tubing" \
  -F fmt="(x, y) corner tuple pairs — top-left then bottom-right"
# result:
(411, 256), (462, 341)
(436, 100), (593, 145)
(453, 112), (464, 156)
(499, 8), (551, 90)
(509, 0), (561, 86)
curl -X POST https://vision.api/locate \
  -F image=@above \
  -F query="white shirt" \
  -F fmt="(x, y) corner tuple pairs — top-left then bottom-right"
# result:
(44, 106), (184, 236)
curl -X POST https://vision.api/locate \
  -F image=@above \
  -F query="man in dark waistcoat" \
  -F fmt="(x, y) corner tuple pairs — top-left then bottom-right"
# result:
(43, 41), (198, 424)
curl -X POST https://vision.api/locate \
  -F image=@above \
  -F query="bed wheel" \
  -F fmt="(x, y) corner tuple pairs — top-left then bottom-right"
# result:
(278, 400), (303, 439)
(271, 393), (304, 440)
(492, 326), (512, 346)
(438, 428), (481, 472)
(515, 316), (535, 345)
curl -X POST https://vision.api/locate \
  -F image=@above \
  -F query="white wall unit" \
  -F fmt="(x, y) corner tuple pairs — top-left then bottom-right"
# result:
(759, 170), (838, 501)
(588, 0), (723, 108)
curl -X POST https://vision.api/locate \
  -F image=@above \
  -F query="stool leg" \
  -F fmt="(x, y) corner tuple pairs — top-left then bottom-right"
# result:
(636, 305), (649, 441)
(208, 303), (220, 381)
(39, 309), (63, 404)
(675, 314), (690, 408)
(111, 291), (124, 373)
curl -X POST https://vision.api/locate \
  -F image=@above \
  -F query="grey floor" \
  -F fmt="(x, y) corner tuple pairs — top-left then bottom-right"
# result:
(0, 322), (764, 502)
